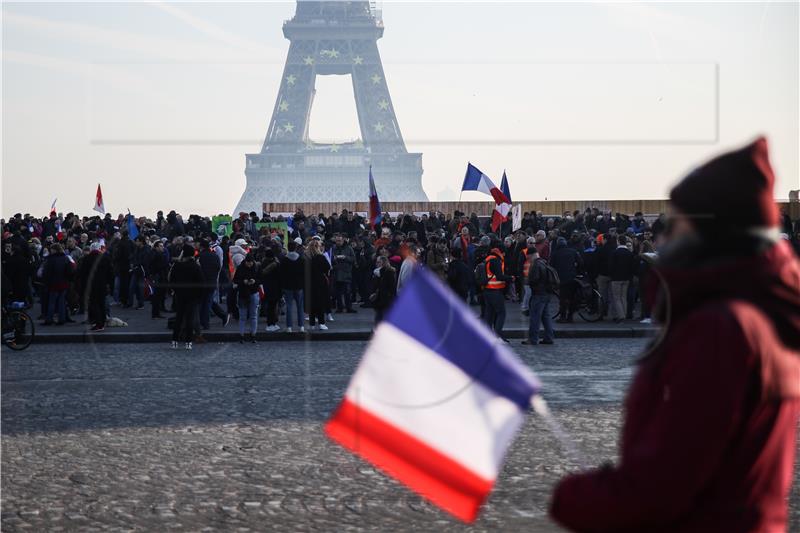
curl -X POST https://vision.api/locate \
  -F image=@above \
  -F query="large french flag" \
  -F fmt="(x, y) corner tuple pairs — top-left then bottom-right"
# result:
(462, 163), (510, 206)
(325, 270), (540, 522)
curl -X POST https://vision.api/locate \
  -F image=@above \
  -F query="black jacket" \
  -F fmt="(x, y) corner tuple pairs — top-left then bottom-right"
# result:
(528, 257), (552, 295)
(373, 266), (397, 311)
(168, 259), (204, 302)
(447, 258), (471, 299)
(279, 252), (305, 291)
(609, 246), (636, 281)
(233, 263), (260, 295)
(198, 249), (221, 288)
(550, 243), (582, 283)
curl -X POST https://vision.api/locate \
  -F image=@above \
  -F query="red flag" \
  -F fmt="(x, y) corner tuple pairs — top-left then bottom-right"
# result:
(93, 184), (105, 214)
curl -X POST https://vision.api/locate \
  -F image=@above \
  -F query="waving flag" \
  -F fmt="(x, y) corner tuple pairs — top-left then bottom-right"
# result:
(500, 171), (511, 204)
(126, 210), (139, 239)
(93, 184), (105, 214)
(492, 171), (513, 232)
(49, 198), (57, 217)
(368, 166), (383, 229)
(461, 163), (509, 205)
(325, 269), (540, 522)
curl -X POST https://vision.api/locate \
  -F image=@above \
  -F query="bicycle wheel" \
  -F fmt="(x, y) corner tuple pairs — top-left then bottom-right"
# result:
(578, 290), (604, 322)
(3, 310), (34, 350)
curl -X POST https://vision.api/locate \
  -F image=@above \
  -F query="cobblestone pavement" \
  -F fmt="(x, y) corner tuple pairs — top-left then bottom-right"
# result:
(2, 340), (797, 531)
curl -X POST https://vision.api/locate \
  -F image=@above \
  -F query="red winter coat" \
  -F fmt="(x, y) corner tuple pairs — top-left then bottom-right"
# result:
(550, 240), (800, 532)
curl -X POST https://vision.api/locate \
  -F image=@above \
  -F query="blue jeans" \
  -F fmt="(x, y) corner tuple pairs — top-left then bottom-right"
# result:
(284, 289), (304, 328)
(128, 269), (145, 307)
(200, 288), (226, 329)
(46, 289), (66, 323)
(238, 292), (259, 335)
(528, 293), (555, 343)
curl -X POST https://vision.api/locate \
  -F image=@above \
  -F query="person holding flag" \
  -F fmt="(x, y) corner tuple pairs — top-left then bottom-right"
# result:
(550, 138), (800, 532)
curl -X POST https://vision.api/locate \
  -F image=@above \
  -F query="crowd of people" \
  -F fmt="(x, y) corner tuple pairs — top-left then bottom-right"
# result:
(2, 205), (799, 348)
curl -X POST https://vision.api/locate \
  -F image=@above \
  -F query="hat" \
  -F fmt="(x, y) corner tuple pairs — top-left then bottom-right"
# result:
(670, 137), (780, 231)
(181, 244), (195, 258)
(479, 236), (491, 247)
(235, 238), (247, 247)
(294, 237), (303, 245)
(90, 242), (103, 252)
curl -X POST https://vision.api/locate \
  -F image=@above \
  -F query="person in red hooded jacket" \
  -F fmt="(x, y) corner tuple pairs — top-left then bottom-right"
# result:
(550, 137), (800, 532)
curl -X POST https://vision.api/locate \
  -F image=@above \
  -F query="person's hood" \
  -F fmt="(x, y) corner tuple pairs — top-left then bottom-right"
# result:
(286, 251), (300, 261)
(653, 240), (800, 350)
(229, 245), (247, 255)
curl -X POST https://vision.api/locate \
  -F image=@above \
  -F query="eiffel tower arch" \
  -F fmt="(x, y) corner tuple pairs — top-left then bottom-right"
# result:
(234, 0), (427, 214)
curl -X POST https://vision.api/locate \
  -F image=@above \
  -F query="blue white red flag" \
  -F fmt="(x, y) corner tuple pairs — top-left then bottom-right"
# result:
(492, 170), (513, 231)
(50, 198), (57, 217)
(325, 269), (540, 522)
(368, 166), (383, 229)
(461, 163), (510, 206)
(500, 170), (511, 204)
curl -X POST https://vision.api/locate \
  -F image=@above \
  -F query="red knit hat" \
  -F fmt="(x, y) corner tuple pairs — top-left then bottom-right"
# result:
(670, 137), (780, 229)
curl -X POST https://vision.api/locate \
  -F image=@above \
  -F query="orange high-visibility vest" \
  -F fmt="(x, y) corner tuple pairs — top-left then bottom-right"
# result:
(522, 249), (532, 278)
(485, 254), (506, 290)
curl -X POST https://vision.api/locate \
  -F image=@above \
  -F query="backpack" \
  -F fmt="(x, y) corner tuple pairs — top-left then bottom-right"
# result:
(474, 258), (490, 288)
(537, 259), (561, 293)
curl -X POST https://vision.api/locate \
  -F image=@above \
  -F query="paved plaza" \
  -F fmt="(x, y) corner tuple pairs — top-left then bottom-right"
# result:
(2, 339), (798, 531)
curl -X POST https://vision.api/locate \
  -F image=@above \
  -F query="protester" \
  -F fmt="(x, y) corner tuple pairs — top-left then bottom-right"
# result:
(482, 243), (510, 342)
(397, 243), (418, 291)
(550, 137), (800, 532)
(550, 237), (583, 323)
(168, 244), (204, 350)
(41, 243), (74, 325)
(279, 240), (305, 333)
(522, 248), (556, 345)
(198, 239), (228, 329)
(445, 246), (471, 302)
(233, 253), (260, 343)
(370, 255), (397, 323)
(609, 234), (635, 323)
(331, 234), (356, 313)
(260, 248), (282, 331)
(78, 242), (112, 331)
(305, 239), (331, 330)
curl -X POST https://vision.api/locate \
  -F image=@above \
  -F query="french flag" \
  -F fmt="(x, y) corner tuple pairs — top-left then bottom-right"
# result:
(325, 270), (540, 522)
(492, 170), (513, 231)
(368, 166), (382, 229)
(461, 163), (510, 206)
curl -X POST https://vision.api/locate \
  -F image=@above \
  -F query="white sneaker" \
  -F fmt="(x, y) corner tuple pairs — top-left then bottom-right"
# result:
(299, 326), (305, 333)
(272, 325), (281, 332)
(318, 324), (329, 331)
(327, 313), (334, 322)
(304, 315), (309, 322)
(171, 341), (178, 349)
(640, 318), (652, 324)
(185, 342), (192, 350)
(286, 327), (293, 333)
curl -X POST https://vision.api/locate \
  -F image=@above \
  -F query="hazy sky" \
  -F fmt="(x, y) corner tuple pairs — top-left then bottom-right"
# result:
(2, 1), (798, 217)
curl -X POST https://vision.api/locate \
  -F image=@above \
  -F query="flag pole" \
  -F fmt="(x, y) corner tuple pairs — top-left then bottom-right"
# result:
(530, 395), (587, 469)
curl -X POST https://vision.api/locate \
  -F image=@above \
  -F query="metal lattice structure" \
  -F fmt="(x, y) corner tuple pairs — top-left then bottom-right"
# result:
(234, 0), (427, 214)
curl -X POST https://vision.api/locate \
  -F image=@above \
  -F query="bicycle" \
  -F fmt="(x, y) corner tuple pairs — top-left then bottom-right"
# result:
(552, 275), (605, 323)
(2, 301), (35, 351)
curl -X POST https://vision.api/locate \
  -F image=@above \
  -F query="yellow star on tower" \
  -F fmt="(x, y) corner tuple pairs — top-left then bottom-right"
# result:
(303, 56), (314, 65)
(286, 74), (296, 86)
(279, 101), (289, 112)
(373, 122), (384, 133)
(378, 99), (389, 110)
(329, 144), (340, 153)
(284, 122), (294, 133)
(370, 73), (382, 84)
(353, 55), (364, 65)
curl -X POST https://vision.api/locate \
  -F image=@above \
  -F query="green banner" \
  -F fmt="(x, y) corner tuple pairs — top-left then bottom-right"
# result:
(212, 215), (233, 237)
(255, 221), (290, 247)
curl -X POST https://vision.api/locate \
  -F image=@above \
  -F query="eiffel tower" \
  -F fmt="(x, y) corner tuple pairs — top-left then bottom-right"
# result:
(234, 0), (427, 214)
